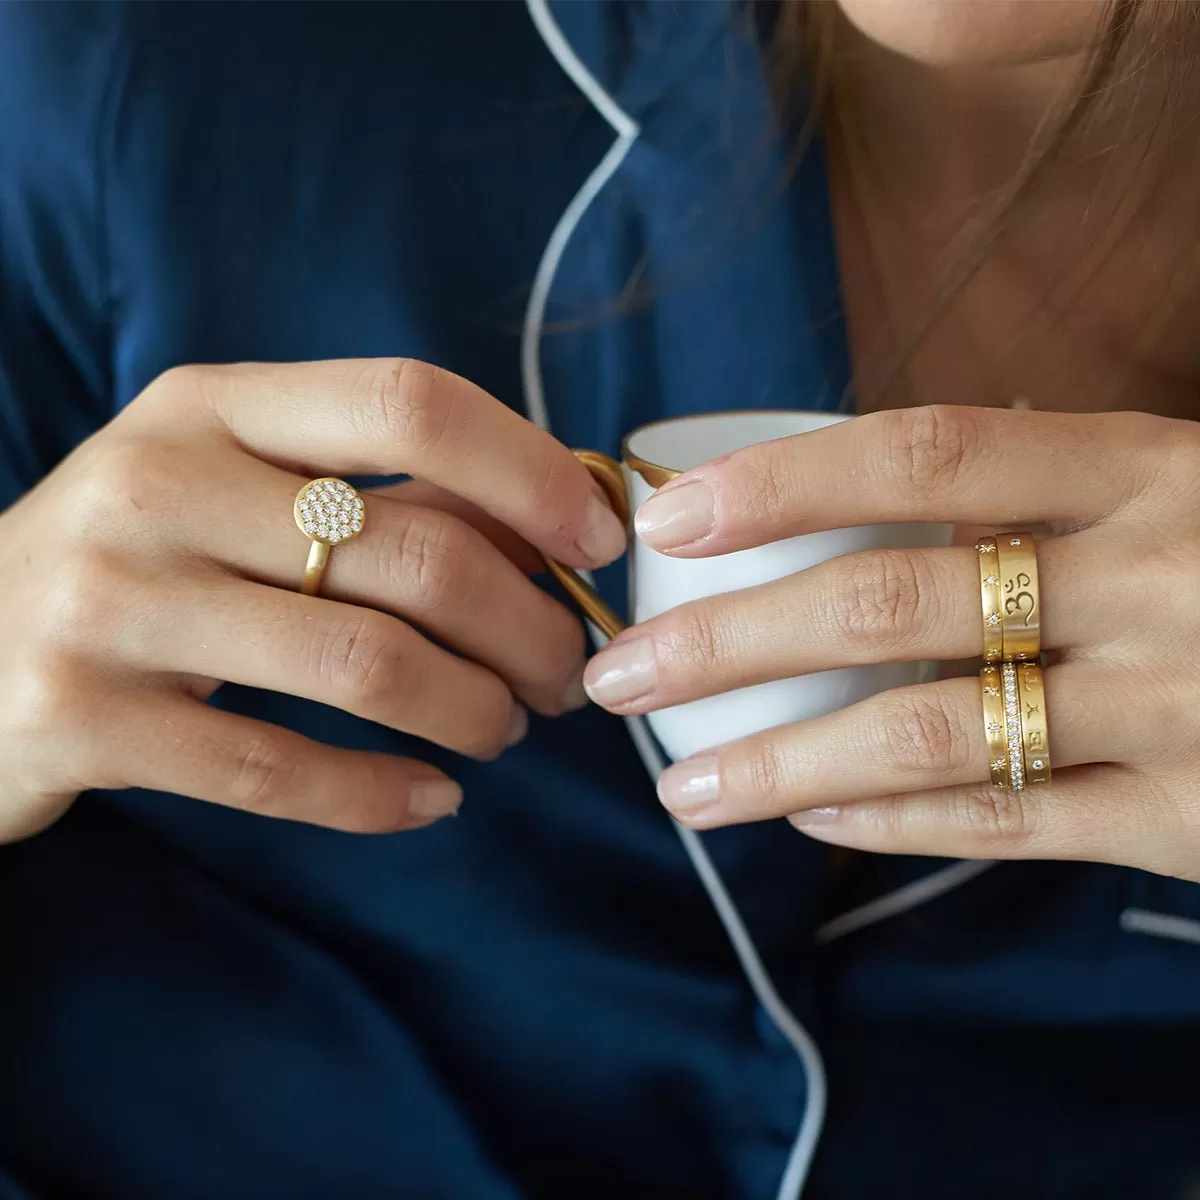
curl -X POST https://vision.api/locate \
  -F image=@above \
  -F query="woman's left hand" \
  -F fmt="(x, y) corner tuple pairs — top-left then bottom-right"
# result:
(582, 406), (1200, 882)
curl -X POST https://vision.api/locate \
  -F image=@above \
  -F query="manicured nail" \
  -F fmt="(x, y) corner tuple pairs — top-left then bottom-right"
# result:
(789, 806), (842, 827)
(576, 492), (627, 566)
(506, 706), (529, 747)
(656, 755), (720, 817)
(583, 636), (657, 708)
(409, 780), (463, 821)
(634, 479), (714, 550)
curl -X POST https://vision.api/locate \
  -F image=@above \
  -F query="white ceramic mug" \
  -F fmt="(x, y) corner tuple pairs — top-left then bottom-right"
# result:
(547, 411), (951, 762)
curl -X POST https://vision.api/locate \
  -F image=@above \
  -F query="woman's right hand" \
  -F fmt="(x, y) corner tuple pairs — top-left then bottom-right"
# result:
(0, 359), (625, 843)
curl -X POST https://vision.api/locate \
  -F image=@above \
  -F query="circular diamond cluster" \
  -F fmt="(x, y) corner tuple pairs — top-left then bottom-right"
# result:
(296, 478), (365, 545)
(1002, 664), (1024, 791)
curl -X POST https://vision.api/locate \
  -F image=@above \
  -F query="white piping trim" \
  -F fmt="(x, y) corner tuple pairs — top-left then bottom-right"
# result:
(520, 3), (824, 1196)
(520, 0), (639, 434)
(1120, 907), (1200, 947)
(817, 859), (996, 946)
(623, 717), (827, 1200)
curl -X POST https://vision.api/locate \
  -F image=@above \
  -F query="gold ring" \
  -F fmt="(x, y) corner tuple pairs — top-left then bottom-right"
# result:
(980, 664), (1010, 788)
(294, 477), (366, 596)
(976, 537), (1003, 664)
(995, 533), (1040, 661)
(1015, 661), (1051, 786)
(1000, 663), (1026, 791)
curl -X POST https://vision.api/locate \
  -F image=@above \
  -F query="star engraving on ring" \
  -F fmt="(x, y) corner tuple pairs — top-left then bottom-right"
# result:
(986, 720), (1003, 735)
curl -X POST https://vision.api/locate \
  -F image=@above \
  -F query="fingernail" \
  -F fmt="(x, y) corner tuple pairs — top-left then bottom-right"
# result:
(634, 479), (714, 550)
(506, 706), (529, 747)
(657, 755), (720, 817)
(583, 636), (657, 708)
(577, 493), (627, 566)
(789, 806), (842, 827)
(409, 780), (463, 821)
(560, 672), (589, 712)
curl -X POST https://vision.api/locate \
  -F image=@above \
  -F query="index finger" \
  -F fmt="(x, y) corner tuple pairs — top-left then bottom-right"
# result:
(633, 406), (1176, 556)
(137, 359), (625, 569)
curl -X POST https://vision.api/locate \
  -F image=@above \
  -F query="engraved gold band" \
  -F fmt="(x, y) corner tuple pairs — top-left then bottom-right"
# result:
(983, 661), (1051, 791)
(976, 537), (1003, 664)
(294, 477), (366, 596)
(1016, 662), (1052, 786)
(994, 533), (1040, 662)
(980, 665), (1010, 788)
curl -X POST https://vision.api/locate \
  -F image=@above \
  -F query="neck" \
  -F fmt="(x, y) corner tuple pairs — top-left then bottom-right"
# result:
(828, 13), (1200, 417)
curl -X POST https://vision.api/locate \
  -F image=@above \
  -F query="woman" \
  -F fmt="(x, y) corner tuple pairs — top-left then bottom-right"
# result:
(1, 1), (1196, 1197)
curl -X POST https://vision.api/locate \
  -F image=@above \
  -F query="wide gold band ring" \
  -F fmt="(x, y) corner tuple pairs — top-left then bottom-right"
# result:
(994, 533), (1041, 662)
(294, 477), (366, 596)
(982, 661), (1051, 792)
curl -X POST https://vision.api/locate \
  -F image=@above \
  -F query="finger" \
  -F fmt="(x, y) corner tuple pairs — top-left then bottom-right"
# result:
(135, 359), (625, 568)
(120, 692), (463, 833)
(633, 406), (1177, 555)
(586, 535), (1111, 714)
(127, 578), (527, 761)
(371, 478), (543, 575)
(187, 460), (587, 715)
(786, 766), (1189, 878)
(652, 662), (1121, 829)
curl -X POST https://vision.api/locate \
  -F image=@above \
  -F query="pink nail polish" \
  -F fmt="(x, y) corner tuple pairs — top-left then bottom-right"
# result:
(634, 480), (714, 550)
(583, 637), (657, 708)
(657, 755), (720, 815)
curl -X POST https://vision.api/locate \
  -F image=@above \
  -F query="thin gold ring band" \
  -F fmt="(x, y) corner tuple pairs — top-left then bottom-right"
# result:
(294, 477), (366, 597)
(1016, 662), (1052, 786)
(980, 665), (1010, 788)
(976, 537), (1003, 664)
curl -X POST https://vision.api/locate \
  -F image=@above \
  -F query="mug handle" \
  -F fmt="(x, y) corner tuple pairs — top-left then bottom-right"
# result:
(541, 450), (629, 640)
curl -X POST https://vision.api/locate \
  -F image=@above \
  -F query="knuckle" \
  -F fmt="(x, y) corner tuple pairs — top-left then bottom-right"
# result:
(72, 438), (173, 534)
(743, 738), (795, 805)
(880, 692), (973, 778)
(43, 551), (126, 644)
(388, 512), (463, 610)
(361, 358), (454, 454)
(661, 605), (732, 677)
(879, 405), (979, 497)
(826, 551), (926, 648)
(315, 613), (404, 707)
(226, 734), (302, 817)
(733, 449), (790, 523)
(1141, 416), (1200, 509)
(8, 657), (79, 738)
(950, 786), (1032, 843)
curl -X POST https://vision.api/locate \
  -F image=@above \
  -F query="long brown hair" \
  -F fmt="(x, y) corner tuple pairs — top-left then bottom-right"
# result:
(771, 0), (1198, 409)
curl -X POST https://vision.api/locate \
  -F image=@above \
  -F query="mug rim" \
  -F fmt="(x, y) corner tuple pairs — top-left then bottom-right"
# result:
(620, 408), (850, 487)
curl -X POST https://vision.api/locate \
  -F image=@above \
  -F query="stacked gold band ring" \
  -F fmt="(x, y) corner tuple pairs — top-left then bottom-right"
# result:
(294, 478), (366, 596)
(977, 534), (1050, 792)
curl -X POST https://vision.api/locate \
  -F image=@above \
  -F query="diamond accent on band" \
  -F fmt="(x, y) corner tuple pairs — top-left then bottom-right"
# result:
(987, 721), (1002, 735)
(1032, 760), (1044, 770)
(983, 575), (999, 586)
(986, 614), (1001, 627)
(1002, 664), (1025, 790)
(295, 478), (367, 546)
